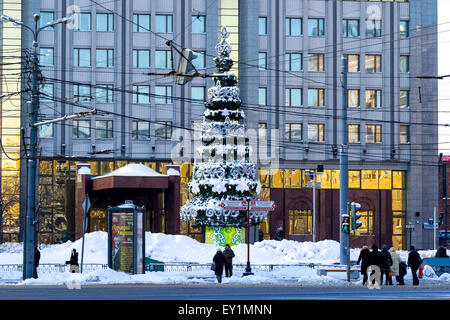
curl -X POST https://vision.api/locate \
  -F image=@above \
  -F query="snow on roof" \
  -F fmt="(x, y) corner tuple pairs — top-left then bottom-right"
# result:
(92, 164), (167, 179)
(167, 168), (180, 176)
(78, 166), (91, 175)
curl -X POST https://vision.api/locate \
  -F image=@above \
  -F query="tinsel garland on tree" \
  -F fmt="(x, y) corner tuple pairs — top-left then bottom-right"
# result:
(180, 26), (266, 229)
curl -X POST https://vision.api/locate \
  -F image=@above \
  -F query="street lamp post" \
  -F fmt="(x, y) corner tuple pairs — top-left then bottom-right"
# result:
(0, 13), (72, 280)
(306, 167), (323, 242)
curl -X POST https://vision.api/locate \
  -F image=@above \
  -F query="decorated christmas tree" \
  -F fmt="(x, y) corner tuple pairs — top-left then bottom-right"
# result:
(180, 26), (266, 246)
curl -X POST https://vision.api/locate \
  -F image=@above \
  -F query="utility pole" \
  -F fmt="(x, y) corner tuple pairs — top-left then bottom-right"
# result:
(443, 157), (448, 248)
(306, 165), (323, 242)
(0, 13), (72, 280)
(340, 55), (349, 266)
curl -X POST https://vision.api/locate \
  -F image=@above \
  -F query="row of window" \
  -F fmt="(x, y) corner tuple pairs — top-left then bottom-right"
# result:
(40, 12), (207, 34)
(258, 52), (410, 73)
(259, 17), (409, 39)
(39, 120), (172, 140)
(40, 47), (206, 69)
(258, 87), (410, 108)
(276, 122), (410, 143)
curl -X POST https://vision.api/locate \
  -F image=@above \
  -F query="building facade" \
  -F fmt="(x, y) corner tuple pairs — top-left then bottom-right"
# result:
(0, 0), (438, 249)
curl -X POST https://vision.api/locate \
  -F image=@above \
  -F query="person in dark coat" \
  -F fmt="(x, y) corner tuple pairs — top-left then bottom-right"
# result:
(275, 226), (285, 241)
(223, 244), (235, 278)
(435, 245), (449, 258)
(33, 247), (40, 279)
(357, 245), (371, 285)
(66, 249), (79, 268)
(213, 248), (225, 283)
(380, 245), (393, 285)
(407, 245), (423, 286)
(369, 245), (384, 285)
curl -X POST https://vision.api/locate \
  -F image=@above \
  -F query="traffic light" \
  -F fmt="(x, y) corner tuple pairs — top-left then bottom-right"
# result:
(342, 213), (350, 234)
(176, 48), (198, 85)
(351, 202), (362, 231)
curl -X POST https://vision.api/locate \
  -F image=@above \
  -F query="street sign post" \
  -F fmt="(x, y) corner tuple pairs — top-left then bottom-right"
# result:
(80, 194), (91, 273)
(220, 199), (276, 277)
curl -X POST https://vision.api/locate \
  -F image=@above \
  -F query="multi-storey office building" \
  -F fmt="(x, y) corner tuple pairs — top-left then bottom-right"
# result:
(0, 0), (438, 250)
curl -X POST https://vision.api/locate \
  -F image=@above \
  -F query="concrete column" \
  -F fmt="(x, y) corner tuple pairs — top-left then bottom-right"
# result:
(165, 165), (181, 235)
(75, 163), (91, 240)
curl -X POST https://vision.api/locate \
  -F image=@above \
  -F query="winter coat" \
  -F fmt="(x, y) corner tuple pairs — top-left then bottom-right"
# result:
(213, 251), (225, 276)
(407, 250), (423, 269)
(275, 228), (285, 241)
(357, 248), (371, 272)
(34, 249), (40, 268)
(70, 251), (79, 266)
(381, 248), (393, 272)
(223, 248), (235, 266)
(389, 249), (401, 276)
(399, 261), (407, 277)
(369, 249), (384, 268)
(435, 247), (449, 258)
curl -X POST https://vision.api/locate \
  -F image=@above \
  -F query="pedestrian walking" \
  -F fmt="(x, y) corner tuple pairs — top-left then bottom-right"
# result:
(223, 244), (235, 278)
(407, 245), (423, 286)
(389, 247), (405, 285)
(435, 245), (449, 258)
(213, 247), (225, 283)
(380, 244), (393, 285)
(369, 245), (384, 285)
(33, 247), (40, 279)
(357, 245), (371, 285)
(66, 249), (80, 273)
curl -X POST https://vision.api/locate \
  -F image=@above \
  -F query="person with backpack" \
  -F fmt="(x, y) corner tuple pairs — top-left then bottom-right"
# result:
(407, 245), (423, 286)
(357, 245), (371, 285)
(380, 245), (393, 285)
(389, 247), (405, 285)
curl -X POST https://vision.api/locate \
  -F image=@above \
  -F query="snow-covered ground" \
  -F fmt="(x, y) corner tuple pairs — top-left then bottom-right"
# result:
(0, 231), (449, 286)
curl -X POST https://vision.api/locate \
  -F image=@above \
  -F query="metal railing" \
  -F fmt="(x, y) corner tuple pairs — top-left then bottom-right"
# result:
(0, 263), (108, 274)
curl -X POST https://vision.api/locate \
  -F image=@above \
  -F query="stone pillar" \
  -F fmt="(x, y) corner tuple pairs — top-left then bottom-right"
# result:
(75, 163), (91, 240)
(165, 165), (180, 235)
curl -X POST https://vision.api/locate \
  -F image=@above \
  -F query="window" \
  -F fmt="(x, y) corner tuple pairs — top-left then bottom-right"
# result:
(132, 121), (150, 140)
(285, 53), (302, 71)
(96, 13), (114, 31)
(155, 85), (172, 104)
(259, 17), (267, 35)
(400, 125), (410, 143)
(39, 123), (54, 138)
(155, 121), (172, 139)
(347, 124), (360, 143)
(192, 15), (205, 33)
(40, 12), (54, 29)
(352, 211), (374, 235)
(74, 48), (91, 67)
(308, 124), (324, 142)
(400, 20), (409, 38)
(132, 85), (150, 104)
(73, 120), (91, 138)
(155, 50), (171, 69)
(400, 90), (410, 108)
(365, 54), (382, 73)
(286, 17), (302, 36)
(73, 13), (91, 31)
(400, 55), (409, 73)
(73, 84), (92, 102)
(133, 49), (150, 68)
(289, 210), (312, 235)
(347, 54), (360, 72)
(347, 89), (360, 108)
(308, 89), (325, 107)
(308, 53), (325, 72)
(258, 52), (267, 70)
(133, 14), (150, 32)
(258, 87), (267, 105)
(366, 19), (381, 38)
(365, 89), (382, 108)
(40, 83), (54, 102)
(343, 19), (360, 37)
(95, 84), (114, 103)
(191, 86), (205, 104)
(285, 88), (302, 107)
(96, 49), (114, 68)
(285, 123), (302, 142)
(366, 124), (382, 143)
(192, 51), (205, 69)
(96, 120), (113, 139)
(308, 18), (324, 36)
(155, 14), (173, 33)
(40, 48), (54, 66)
